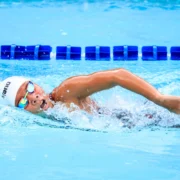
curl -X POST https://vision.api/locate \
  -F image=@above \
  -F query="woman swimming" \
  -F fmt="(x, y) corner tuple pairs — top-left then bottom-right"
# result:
(1, 68), (180, 116)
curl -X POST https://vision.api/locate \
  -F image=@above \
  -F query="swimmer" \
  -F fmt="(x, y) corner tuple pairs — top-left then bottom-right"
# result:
(1, 68), (180, 115)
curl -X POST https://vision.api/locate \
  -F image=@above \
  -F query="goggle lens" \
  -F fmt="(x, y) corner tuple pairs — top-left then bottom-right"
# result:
(18, 81), (35, 109)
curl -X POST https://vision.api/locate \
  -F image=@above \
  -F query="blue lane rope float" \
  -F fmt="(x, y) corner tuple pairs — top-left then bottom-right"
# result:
(85, 46), (96, 60)
(95, 46), (100, 60)
(123, 45), (128, 60)
(34, 45), (40, 60)
(171, 46), (180, 60)
(85, 46), (110, 61)
(10, 44), (16, 59)
(142, 46), (167, 61)
(113, 46), (138, 60)
(56, 46), (81, 60)
(0, 45), (52, 60)
(0, 44), (180, 61)
(99, 46), (110, 60)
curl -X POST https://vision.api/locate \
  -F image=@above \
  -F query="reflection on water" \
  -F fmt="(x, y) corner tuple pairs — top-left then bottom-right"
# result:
(0, 0), (180, 10)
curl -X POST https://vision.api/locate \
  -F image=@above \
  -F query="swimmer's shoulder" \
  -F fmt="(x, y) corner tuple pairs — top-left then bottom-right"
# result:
(50, 77), (81, 101)
(51, 83), (79, 103)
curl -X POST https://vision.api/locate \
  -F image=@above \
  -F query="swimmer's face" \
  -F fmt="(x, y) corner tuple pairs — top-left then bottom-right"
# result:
(15, 81), (53, 114)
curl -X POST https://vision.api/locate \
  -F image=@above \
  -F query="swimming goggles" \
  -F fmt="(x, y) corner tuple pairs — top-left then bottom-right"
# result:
(18, 81), (35, 109)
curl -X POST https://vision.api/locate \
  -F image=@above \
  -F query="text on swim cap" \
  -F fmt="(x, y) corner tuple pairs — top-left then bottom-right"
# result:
(2, 82), (11, 98)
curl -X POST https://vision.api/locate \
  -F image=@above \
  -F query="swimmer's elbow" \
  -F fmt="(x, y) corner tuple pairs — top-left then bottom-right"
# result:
(111, 68), (128, 85)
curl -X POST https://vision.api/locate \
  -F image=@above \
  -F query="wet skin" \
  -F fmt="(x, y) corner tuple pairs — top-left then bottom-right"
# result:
(15, 68), (180, 114)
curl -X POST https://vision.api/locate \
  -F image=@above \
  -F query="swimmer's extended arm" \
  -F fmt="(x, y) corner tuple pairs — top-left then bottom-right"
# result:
(56, 68), (180, 114)
(59, 68), (160, 100)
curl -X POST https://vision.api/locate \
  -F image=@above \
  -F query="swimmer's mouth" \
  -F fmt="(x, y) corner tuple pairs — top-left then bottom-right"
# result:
(40, 99), (47, 109)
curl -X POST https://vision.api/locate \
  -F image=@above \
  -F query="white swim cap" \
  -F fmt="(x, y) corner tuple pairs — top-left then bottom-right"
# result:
(0, 76), (29, 106)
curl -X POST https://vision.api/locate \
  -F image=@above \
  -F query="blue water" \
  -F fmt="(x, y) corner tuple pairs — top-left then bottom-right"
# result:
(1, 0), (180, 179)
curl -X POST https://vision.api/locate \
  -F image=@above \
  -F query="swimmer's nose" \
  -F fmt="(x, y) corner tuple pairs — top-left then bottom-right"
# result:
(29, 94), (43, 106)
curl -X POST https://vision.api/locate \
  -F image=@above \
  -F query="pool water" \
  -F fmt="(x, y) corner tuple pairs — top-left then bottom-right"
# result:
(1, 0), (180, 179)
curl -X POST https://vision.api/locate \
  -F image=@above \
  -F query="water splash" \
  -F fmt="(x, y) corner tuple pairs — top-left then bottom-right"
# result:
(1, 93), (179, 133)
